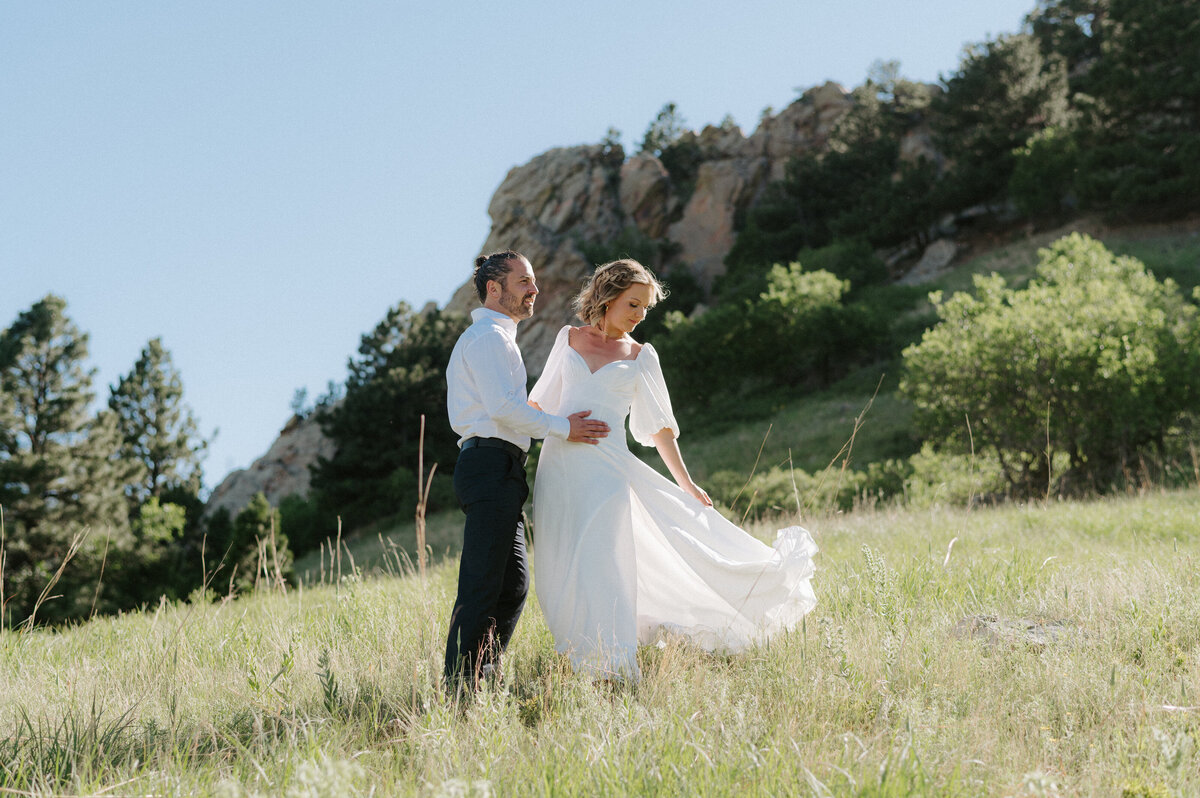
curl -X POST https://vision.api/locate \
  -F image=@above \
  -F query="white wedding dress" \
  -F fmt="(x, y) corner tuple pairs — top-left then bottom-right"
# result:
(529, 325), (818, 681)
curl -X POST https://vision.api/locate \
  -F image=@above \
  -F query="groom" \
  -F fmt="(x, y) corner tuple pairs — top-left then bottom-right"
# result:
(443, 250), (609, 689)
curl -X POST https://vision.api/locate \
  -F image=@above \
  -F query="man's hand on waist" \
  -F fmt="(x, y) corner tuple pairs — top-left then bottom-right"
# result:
(567, 410), (609, 445)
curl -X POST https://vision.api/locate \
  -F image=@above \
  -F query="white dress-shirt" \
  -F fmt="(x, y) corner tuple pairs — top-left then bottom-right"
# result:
(446, 307), (571, 451)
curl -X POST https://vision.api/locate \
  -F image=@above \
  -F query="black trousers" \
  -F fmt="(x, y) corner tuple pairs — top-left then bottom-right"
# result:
(443, 445), (530, 684)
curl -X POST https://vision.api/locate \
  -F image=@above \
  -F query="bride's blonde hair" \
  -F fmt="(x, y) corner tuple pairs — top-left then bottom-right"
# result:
(573, 259), (667, 328)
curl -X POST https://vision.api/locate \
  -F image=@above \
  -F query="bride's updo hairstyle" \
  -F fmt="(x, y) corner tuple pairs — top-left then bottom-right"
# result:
(573, 259), (667, 328)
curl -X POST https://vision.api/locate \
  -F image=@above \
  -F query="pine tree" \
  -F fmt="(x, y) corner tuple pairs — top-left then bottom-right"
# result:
(108, 337), (207, 509)
(931, 33), (1071, 212)
(1026, 0), (1108, 86)
(0, 295), (133, 625)
(1075, 0), (1200, 216)
(312, 303), (466, 531)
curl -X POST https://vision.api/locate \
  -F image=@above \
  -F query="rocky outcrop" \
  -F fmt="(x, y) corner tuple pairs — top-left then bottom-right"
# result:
(448, 81), (863, 373)
(618, 154), (672, 239)
(666, 155), (768, 289)
(205, 411), (335, 517)
(899, 239), (959, 285)
(750, 82), (856, 180)
(445, 144), (628, 363)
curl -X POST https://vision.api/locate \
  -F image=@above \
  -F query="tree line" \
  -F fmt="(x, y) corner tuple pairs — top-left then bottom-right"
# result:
(724, 0), (1198, 273)
(0, 292), (468, 627)
(1, 296), (209, 626)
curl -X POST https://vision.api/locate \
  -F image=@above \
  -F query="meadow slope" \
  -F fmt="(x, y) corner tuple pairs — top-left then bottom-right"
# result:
(3, 488), (1198, 796)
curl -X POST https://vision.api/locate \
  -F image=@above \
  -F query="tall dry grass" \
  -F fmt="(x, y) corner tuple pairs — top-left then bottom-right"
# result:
(1, 488), (1197, 796)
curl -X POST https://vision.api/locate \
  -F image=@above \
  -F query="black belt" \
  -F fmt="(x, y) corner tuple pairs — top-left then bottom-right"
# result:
(461, 436), (527, 466)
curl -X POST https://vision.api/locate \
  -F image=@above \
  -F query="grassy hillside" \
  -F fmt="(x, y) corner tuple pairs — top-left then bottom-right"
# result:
(4, 488), (1198, 795)
(7, 217), (1195, 795)
(297, 217), (1200, 579)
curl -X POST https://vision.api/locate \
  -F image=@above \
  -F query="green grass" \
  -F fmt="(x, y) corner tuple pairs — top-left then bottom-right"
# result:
(1107, 233), (1200, 298)
(674, 366), (916, 482)
(291, 508), (465, 584)
(3, 488), (1198, 796)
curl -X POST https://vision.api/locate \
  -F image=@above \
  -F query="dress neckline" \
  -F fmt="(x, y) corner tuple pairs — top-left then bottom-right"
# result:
(566, 340), (644, 375)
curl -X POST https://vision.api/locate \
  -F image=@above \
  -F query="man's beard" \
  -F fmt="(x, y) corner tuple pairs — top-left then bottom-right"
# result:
(499, 287), (534, 319)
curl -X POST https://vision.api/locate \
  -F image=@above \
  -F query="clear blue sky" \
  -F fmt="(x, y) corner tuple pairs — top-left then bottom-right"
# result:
(2, 1), (1035, 489)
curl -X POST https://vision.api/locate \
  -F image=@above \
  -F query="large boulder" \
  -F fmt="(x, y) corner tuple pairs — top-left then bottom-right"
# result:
(898, 238), (958, 285)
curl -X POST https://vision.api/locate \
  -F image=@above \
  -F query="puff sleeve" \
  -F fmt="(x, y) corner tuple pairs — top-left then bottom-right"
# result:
(529, 325), (572, 415)
(629, 342), (680, 446)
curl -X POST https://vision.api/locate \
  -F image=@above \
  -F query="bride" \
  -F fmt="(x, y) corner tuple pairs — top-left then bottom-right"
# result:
(529, 258), (817, 682)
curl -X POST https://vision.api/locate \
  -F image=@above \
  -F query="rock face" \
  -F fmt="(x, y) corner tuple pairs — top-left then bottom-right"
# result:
(618, 154), (672, 238)
(205, 412), (335, 518)
(447, 81), (863, 374)
(666, 155), (767, 289)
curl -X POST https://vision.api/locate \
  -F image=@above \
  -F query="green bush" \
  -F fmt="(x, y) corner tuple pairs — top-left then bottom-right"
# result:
(901, 233), (1200, 497)
(859, 458), (913, 505)
(708, 465), (868, 519)
(659, 263), (889, 422)
(636, 265), (703, 342)
(277, 493), (332, 557)
(1010, 126), (1079, 218)
(797, 239), (889, 293)
(384, 467), (456, 520)
(229, 493), (294, 592)
(901, 443), (1008, 508)
(111, 498), (189, 607)
(752, 264), (886, 386)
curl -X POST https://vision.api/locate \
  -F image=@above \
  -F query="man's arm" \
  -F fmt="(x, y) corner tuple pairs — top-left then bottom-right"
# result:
(470, 335), (608, 442)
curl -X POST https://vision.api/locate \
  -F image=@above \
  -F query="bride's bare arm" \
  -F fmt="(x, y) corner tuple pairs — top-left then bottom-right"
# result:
(651, 428), (713, 507)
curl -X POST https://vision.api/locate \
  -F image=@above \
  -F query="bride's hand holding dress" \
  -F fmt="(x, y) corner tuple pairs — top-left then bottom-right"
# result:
(650, 427), (713, 507)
